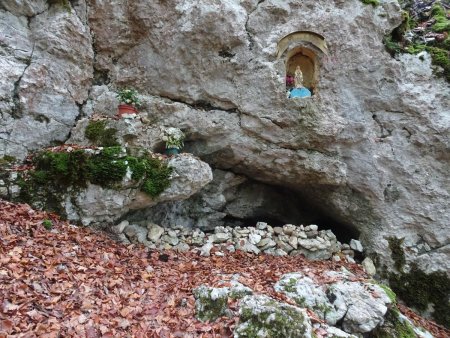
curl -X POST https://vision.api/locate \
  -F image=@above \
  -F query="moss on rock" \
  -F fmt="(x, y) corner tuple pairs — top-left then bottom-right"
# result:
(372, 308), (416, 338)
(389, 264), (450, 328)
(387, 237), (406, 272)
(16, 147), (172, 212)
(193, 282), (253, 322)
(85, 120), (119, 147)
(360, 0), (380, 7)
(193, 285), (230, 322)
(235, 295), (312, 338)
(384, 2), (450, 82)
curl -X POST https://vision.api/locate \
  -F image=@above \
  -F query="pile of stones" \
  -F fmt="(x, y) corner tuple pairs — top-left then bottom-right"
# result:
(115, 221), (366, 264)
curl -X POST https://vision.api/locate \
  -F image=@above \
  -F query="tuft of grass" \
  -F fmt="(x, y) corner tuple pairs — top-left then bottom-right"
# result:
(42, 219), (53, 230)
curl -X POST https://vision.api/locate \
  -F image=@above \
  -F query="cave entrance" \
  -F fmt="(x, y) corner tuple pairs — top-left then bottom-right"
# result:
(277, 31), (328, 98)
(124, 173), (360, 246)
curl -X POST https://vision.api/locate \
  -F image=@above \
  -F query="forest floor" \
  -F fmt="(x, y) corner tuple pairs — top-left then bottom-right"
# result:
(0, 199), (448, 337)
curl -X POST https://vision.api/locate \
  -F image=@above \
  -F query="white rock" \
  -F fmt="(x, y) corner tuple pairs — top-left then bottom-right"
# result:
(283, 224), (296, 235)
(309, 224), (318, 232)
(273, 227), (283, 235)
(112, 220), (129, 234)
(248, 233), (262, 245)
(211, 232), (231, 243)
(350, 239), (364, 253)
(147, 224), (165, 242)
(200, 242), (214, 257)
(288, 236), (298, 249)
(175, 243), (190, 252)
(362, 257), (377, 276)
(256, 222), (268, 230)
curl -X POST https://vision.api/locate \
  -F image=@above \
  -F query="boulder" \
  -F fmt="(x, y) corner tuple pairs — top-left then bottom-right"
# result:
(234, 295), (313, 338)
(193, 281), (252, 322)
(275, 272), (392, 334)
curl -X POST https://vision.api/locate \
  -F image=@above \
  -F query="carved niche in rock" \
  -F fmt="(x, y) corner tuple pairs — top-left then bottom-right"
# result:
(277, 31), (328, 98)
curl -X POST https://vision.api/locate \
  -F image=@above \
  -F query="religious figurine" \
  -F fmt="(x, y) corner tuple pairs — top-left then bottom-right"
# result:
(294, 66), (304, 88)
(288, 66), (312, 99)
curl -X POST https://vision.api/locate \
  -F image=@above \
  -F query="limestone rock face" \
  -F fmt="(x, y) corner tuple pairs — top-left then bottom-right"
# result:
(0, 1), (93, 159)
(1, 0), (449, 278)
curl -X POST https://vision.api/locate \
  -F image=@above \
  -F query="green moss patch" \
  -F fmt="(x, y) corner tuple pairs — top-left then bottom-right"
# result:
(360, 0), (380, 7)
(235, 296), (311, 338)
(17, 147), (172, 212)
(389, 265), (450, 328)
(140, 158), (173, 198)
(387, 237), (406, 272)
(384, 3), (450, 82)
(85, 120), (119, 147)
(193, 286), (230, 322)
(377, 283), (397, 303)
(431, 4), (450, 32)
(373, 308), (416, 338)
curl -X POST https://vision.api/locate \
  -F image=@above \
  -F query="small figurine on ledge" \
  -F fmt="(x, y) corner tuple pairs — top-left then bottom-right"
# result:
(288, 66), (312, 99)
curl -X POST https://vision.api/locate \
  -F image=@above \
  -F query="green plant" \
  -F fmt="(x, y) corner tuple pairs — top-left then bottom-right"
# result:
(161, 127), (185, 150)
(0, 155), (16, 167)
(360, 0), (380, 7)
(47, 0), (71, 12)
(431, 4), (450, 32)
(42, 219), (53, 230)
(34, 150), (91, 188)
(116, 88), (141, 107)
(85, 120), (119, 147)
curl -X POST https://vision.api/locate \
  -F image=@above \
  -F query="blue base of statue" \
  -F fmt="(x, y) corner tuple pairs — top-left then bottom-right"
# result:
(289, 87), (312, 98)
(165, 148), (180, 156)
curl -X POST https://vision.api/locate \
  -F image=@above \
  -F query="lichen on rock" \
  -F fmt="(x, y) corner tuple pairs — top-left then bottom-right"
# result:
(274, 271), (393, 334)
(234, 294), (313, 338)
(193, 280), (252, 322)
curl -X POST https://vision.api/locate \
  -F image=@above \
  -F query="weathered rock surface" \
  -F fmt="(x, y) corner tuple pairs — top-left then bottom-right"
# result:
(1, 152), (212, 226)
(235, 295), (313, 338)
(193, 278), (253, 322)
(275, 271), (392, 333)
(0, 1), (93, 159)
(128, 153), (213, 210)
(193, 271), (434, 337)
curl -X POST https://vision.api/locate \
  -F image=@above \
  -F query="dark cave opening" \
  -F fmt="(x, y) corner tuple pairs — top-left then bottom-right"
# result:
(125, 167), (361, 246)
(309, 216), (359, 244)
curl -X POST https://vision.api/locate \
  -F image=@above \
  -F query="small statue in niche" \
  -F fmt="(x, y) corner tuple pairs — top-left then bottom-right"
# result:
(288, 66), (312, 98)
